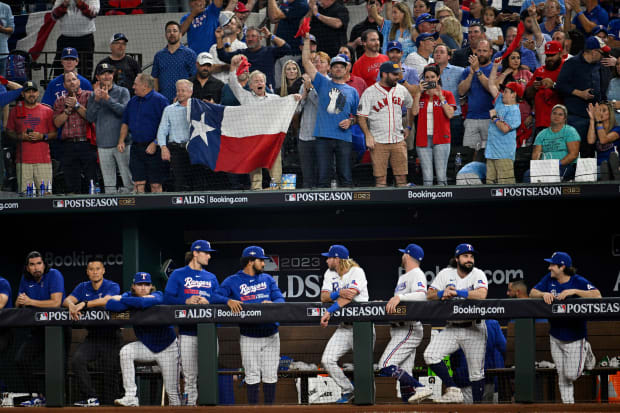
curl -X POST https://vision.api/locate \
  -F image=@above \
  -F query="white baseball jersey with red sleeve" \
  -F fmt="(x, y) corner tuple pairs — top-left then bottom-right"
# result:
(357, 82), (413, 144)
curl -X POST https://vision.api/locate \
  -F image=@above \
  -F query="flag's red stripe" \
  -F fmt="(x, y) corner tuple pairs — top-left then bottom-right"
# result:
(215, 133), (286, 174)
(29, 12), (56, 61)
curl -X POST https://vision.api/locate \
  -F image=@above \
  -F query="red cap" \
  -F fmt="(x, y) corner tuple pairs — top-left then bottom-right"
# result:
(505, 81), (524, 98)
(544, 40), (563, 55)
(235, 2), (249, 13)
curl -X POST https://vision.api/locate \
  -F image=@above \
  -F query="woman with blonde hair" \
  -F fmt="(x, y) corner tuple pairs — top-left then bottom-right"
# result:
(439, 16), (463, 50)
(587, 102), (620, 179)
(369, 1), (416, 60)
(278, 60), (303, 97)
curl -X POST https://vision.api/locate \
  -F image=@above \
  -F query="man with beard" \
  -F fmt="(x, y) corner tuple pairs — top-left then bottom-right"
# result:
(210, 14), (247, 84)
(189, 52), (224, 103)
(525, 41), (565, 136)
(216, 246), (284, 404)
(180, 0), (224, 54)
(352, 29), (388, 89)
(492, 26), (539, 72)
(458, 39), (494, 152)
(358, 62), (413, 187)
(451, 23), (486, 68)
(348, 0), (383, 60)
(152, 21), (197, 103)
(6, 81), (57, 194)
(423, 243), (488, 404)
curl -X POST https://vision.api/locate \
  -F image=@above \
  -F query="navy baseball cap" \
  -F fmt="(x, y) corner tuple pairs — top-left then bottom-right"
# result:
(133, 272), (152, 284)
(96, 62), (115, 75)
(544, 252), (572, 268)
(191, 239), (216, 252)
(337, 53), (351, 63)
(22, 81), (37, 92)
(110, 33), (129, 44)
(321, 245), (349, 259)
(380, 61), (400, 74)
(584, 35), (611, 53)
(61, 47), (79, 59)
(415, 32), (439, 47)
(415, 13), (439, 28)
(330, 56), (348, 67)
(455, 243), (476, 257)
(399, 244), (424, 261)
(387, 40), (403, 52)
(242, 246), (269, 259)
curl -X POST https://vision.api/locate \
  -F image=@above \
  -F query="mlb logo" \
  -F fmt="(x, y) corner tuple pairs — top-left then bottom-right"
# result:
(53, 200), (65, 208)
(284, 194), (297, 202)
(35, 312), (48, 321)
(491, 188), (504, 197)
(307, 308), (321, 316)
(264, 255), (279, 271)
(175, 310), (187, 318)
(552, 304), (566, 314)
(172, 197), (183, 205)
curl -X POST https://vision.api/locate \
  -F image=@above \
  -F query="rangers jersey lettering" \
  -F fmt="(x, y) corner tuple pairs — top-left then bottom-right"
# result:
(321, 266), (369, 302)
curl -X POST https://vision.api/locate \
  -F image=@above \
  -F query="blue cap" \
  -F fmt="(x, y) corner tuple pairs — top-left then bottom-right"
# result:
(585, 36), (602, 50)
(321, 245), (349, 259)
(242, 246), (269, 259)
(380, 61), (401, 74)
(415, 31), (439, 47)
(330, 55), (348, 67)
(399, 244), (424, 261)
(387, 40), (403, 52)
(309, 34), (317, 43)
(337, 53), (351, 63)
(61, 47), (79, 59)
(133, 272), (152, 284)
(191, 239), (216, 252)
(415, 13), (439, 28)
(455, 243), (476, 257)
(544, 252), (572, 268)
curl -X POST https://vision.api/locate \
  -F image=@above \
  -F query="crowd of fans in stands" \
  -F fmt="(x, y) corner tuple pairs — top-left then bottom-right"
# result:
(2, 0), (620, 194)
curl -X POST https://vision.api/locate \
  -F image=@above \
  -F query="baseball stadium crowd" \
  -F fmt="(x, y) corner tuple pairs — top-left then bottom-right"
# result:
(0, 243), (602, 407)
(1, 0), (620, 193)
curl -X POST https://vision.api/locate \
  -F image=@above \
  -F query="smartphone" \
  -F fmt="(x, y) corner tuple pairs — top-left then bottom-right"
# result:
(425, 81), (437, 89)
(535, 76), (542, 81)
(26, 128), (33, 134)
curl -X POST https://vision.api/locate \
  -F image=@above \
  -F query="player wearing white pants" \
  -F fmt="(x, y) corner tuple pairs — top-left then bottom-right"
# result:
(424, 243), (489, 404)
(378, 243), (433, 403)
(240, 333), (280, 385)
(319, 245), (370, 404)
(530, 251), (600, 404)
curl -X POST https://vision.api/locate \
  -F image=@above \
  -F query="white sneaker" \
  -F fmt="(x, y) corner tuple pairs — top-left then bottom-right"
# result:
(437, 387), (464, 403)
(408, 386), (434, 403)
(114, 396), (139, 407)
(585, 341), (596, 370)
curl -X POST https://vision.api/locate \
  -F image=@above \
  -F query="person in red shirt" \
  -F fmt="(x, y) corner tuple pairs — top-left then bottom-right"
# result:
(339, 53), (366, 97)
(524, 41), (565, 137)
(352, 29), (388, 89)
(6, 81), (57, 195)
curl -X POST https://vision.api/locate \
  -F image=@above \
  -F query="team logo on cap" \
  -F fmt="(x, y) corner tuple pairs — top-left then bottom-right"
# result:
(139, 273), (148, 280)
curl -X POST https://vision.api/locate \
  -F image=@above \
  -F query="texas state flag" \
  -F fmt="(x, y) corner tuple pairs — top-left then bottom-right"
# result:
(186, 96), (299, 174)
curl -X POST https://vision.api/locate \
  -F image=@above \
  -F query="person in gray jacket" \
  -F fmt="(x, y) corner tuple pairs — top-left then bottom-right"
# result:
(86, 63), (132, 193)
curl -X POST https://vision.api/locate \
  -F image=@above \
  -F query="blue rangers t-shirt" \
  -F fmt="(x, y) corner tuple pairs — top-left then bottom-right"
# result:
(312, 73), (359, 142)
(164, 265), (228, 336)
(180, 3), (221, 55)
(533, 273), (598, 341)
(18, 268), (65, 301)
(216, 270), (285, 338)
(0, 276), (12, 308)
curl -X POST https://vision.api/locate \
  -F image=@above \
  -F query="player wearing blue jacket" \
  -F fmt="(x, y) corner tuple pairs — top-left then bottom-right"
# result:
(15, 251), (65, 407)
(164, 240), (228, 406)
(530, 252), (601, 404)
(63, 256), (121, 407)
(216, 246), (285, 405)
(107, 272), (181, 407)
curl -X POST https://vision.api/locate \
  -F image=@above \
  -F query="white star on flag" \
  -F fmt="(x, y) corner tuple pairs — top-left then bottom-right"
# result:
(190, 112), (215, 146)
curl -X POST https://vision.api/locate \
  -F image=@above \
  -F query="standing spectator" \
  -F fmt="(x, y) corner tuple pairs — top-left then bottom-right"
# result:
(492, 26), (540, 72)
(551, 31), (571, 59)
(404, 32), (437, 78)
(51, 0), (100, 78)
(368, 1), (414, 60)
(482, 7), (503, 51)
(6, 82), (56, 194)
(607, 58), (620, 125)
(540, 0), (564, 37)
(209, 15), (247, 84)
(411, 65), (456, 186)
(352, 29), (389, 89)
(152, 21), (197, 103)
(484, 59), (522, 184)
(309, 0), (349, 58)
(15, 251), (65, 407)
(217, 26), (291, 92)
(555, 36), (606, 157)
(234, 1), (251, 41)
(566, 0), (608, 35)
(301, 35), (359, 188)
(278, 60), (303, 97)
(520, 6), (549, 68)
(586, 102), (620, 170)
(0, 2), (13, 77)
(358, 62), (413, 187)
(451, 23), (486, 68)
(86, 63), (132, 194)
(53, 72), (95, 194)
(268, 0), (309, 90)
(349, 0), (384, 60)
(180, 0), (224, 55)
(433, 44), (465, 146)
(119, 73), (169, 193)
(42, 47), (93, 108)
(190, 52), (225, 103)
(440, 16), (463, 51)
(458, 39), (494, 152)
(413, 0), (432, 21)
(158, 79), (196, 192)
(341, 54), (366, 97)
(415, 12), (439, 36)
(96, 33), (142, 95)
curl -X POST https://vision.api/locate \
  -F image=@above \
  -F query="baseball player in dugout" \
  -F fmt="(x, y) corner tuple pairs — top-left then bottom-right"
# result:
(423, 243), (488, 404)
(529, 252), (601, 404)
(63, 256), (122, 407)
(216, 246), (284, 405)
(378, 243), (433, 403)
(319, 244), (371, 404)
(107, 272), (181, 407)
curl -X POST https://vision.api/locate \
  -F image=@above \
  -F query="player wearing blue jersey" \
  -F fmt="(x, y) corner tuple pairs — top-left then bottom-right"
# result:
(216, 246), (285, 405)
(0, 275), (12, 371)
(107, 272), (181, 407)
(164, 240), (229, 406)
(15, 251), (65, 407)
(63, 256), (121, 407)
(530, 252), (601, 404)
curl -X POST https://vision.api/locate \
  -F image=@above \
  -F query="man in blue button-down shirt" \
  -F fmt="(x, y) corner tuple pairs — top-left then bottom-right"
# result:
(0, 2), (14, 77)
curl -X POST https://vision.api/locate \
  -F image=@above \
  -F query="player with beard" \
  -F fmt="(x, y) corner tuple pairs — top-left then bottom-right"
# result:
(423, 243), (488, 403)
(525, 41), (565, 136)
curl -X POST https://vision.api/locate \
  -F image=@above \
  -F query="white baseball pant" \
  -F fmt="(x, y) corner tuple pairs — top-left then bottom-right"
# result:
(240, 333), (280, 385)
(179, 334), (219, 405)
(424, 322), (487, 381)
(550, 335), (589, 404)
(379, 322), (423, 370)
(119, 339), (181, 405)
